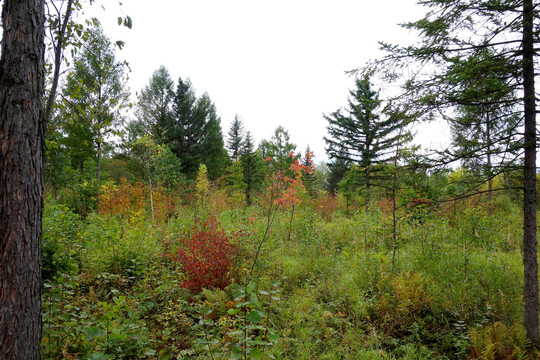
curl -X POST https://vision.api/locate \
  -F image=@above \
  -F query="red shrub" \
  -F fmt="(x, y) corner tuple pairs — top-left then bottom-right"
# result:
(171, 217), (241, 292)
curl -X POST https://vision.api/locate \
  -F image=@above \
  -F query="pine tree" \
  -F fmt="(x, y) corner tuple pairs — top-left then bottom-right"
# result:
(0, 0), (45, 356)
(227, 114), (245, 161)
(324, 76), (409, 211)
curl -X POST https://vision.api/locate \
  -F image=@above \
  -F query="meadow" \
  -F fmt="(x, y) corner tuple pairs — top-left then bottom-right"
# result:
(40, 177), (531, 360)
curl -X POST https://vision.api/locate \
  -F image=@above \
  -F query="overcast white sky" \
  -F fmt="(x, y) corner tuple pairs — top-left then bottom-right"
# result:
(84, 0), (445, 162)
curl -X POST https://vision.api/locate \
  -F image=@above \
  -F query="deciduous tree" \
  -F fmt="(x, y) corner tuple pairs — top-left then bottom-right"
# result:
(60, 24), (129, 179)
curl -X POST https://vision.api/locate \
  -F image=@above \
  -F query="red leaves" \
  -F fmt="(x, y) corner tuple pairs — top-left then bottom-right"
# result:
(170, 217), (240, 292)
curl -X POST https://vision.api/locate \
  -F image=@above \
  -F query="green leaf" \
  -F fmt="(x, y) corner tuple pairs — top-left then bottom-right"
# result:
(117, 17), (122, 25)
(247, 281), (256, 294)
(250, 292), (260, 307)
(247, 310), (262, 323)
(84, 327), (105, 338)
(248, 348), (265, 359)
(268, 333), (280, 343)
(89, 352), (110, 360)
(144, 349), (156, 356)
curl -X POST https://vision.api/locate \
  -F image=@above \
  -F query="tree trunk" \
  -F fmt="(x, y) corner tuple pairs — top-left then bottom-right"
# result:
(96, 140), (102, 179)
(486, 112), (492, 217)
(0, 0), (45, 358)
(365, 167), (371, 213)
(522, 0), (538, 347)
(43, 0), (74, 123)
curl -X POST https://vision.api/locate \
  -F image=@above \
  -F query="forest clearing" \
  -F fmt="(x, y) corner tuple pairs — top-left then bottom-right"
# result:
(1, 0), (540, 359)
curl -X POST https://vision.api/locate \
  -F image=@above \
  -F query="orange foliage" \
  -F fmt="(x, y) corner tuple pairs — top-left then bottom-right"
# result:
(315, 194), (339, 220)
(98, 178), (146, 219)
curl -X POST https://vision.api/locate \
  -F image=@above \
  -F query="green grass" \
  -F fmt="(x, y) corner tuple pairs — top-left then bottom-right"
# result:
(40, 198), (533, 359)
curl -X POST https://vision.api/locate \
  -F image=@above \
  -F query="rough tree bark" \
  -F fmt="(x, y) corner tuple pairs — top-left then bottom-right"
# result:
(521, 0), (538, 347)
(0, 0), (46, 358)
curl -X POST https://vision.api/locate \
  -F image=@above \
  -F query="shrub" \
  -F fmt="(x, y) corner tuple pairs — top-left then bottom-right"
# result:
(171, 217), (243, 292)
(42, 199), (82, 281)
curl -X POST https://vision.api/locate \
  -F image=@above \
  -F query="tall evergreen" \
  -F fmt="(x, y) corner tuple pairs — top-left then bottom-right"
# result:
(0, 0), (45, 355)
(227, 114), (245, 161)
(324, 76), (409, 210)
(373, 0), (538, 342)
(241, 132), (265, 206)
(202, 98), (229, 179)
(162, 79), (229, 180)
(448, 49), (520, 215)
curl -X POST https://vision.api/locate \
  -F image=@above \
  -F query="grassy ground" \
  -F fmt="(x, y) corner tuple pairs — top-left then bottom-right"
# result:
(41, 195), (533, 359)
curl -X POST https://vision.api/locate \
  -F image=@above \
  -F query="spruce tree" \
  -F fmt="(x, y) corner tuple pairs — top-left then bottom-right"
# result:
(260, 126), (297, 176)
(301, 146), (317, 198)
(202, 100), (229, 180)
(241, 132), (265, 206)
(372, 0), (538, 343)
(170, 77), (202, 178)
(324, 76), (409, 211)
(227, 114), (245, 161)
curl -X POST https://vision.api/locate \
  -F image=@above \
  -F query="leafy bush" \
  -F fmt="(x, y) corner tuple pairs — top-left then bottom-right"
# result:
(42, 199), (82, 281)
(171, 217), (244, 292)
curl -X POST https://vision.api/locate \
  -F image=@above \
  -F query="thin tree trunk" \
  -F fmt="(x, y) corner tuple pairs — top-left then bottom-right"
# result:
(486, 113), (493, 216)
(96, 140), (102, 179)
(522, 0), (538, 347)
(148, 169), (155, 223)
(365, 167), (371, 213)
(0, 0), (45, 358)
(43, 0), (74, 123)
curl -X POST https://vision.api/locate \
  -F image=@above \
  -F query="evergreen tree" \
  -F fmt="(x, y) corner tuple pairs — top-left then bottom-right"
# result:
(324, 76), (409, 210)
(227, 160), (248, 204)
(0, 0), (45, 355)
(241, 132), (265, 206)
(169, 77), (202, 178)
(448, 49), (520, 215)
(202, 101), (229, 180)
(301, 146), (317, 198)
(227, 114), (245, 161)
(166, 80), (229, 180)
(327, 156), (350, 195)
(261, 126), (298, 176)
(373, 0), (538, 342)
